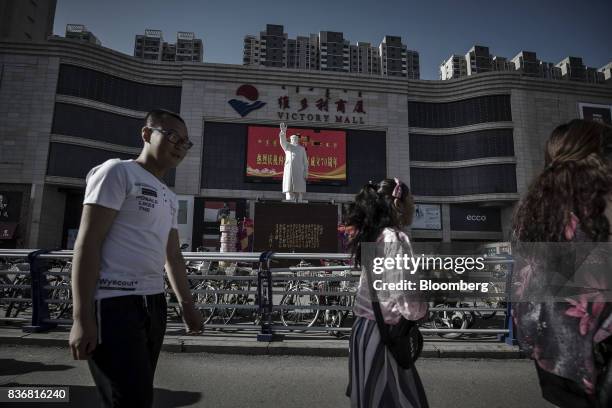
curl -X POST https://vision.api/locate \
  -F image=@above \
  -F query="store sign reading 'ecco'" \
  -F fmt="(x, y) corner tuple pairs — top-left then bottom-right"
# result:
(450, 205), (501, 232)
(466, 215), (487, 221)
(228, 84), (367, 124)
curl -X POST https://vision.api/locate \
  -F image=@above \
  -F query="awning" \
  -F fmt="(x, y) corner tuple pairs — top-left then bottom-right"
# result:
(0, 222), (18, 240)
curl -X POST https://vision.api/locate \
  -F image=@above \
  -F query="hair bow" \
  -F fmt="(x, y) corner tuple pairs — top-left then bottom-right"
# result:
(392, 178), (403, 199)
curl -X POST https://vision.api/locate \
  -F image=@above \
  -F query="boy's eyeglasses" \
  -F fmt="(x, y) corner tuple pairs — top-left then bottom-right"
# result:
(148, 127), (194, 150)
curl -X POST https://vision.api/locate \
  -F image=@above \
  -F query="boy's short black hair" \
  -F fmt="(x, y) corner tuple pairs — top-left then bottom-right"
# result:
(144, 109), (185, 127)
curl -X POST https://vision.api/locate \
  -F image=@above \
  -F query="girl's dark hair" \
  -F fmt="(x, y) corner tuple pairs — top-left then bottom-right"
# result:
(513, 119), (612, 242)
(345, 178), (414, 265)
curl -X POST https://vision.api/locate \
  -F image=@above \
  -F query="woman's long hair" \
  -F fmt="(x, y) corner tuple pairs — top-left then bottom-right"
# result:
(345, 178), (414, 265)
(513, 119), (612, 242)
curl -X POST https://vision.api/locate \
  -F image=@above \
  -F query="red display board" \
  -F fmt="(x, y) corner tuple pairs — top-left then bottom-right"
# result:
(246, 125), (346, 184)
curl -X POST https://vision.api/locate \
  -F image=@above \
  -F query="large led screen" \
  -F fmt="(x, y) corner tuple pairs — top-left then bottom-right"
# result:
(245, 125), (346, 185)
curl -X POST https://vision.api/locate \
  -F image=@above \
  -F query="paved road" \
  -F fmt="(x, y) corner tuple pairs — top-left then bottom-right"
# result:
(0, 345), (553, 408)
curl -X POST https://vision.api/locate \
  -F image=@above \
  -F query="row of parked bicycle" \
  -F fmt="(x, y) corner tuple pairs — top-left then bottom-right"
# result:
(0, 257), (508, 339)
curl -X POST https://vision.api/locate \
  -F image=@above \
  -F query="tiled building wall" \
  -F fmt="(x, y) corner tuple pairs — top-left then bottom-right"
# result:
(0, 54), (59, 246)
(511, 88), (612, 194)
(1, 41), (611, 247)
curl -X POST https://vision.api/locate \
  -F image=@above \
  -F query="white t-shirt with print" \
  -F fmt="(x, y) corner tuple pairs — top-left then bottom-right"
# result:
(83, 159), (178, 300)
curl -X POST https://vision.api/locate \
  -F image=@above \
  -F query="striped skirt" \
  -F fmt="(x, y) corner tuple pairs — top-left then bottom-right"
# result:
(346, 316), (429, 408)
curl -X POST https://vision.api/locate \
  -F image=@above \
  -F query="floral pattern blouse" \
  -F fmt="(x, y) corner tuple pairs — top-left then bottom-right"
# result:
(512, 225), (612, 396)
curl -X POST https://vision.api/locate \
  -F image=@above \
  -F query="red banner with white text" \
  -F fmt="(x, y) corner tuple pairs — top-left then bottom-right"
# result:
(245, 125), (346, 184)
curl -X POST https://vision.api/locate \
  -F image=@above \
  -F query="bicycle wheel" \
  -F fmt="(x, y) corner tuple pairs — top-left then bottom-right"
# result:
(5, 275), (31, 318)
(48, 263), (73, 320)
(474, 283), (505, 320)
(191, 281), (217, 325)
(217, 280), (253, 325)
(431, 303), (469, 339)
(48, 278), (72, 320)
(328, 296), (353, 339)
(279, 285), (320, 330)
(163, 276), (182, 321)
(0, 273), (14, 315)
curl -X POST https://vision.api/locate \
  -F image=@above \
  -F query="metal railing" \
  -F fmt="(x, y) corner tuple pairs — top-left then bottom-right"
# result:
(0, 249), (516, 344)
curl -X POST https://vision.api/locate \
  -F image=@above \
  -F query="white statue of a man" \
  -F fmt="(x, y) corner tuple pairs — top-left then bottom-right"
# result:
(279, 122), (308, 202)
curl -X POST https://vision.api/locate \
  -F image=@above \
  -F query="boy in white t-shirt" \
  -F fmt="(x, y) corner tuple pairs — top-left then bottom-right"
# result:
(68, 109), (202, 407)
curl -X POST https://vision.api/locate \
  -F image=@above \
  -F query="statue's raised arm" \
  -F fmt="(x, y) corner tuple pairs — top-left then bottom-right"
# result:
(279, 122), (289, 151)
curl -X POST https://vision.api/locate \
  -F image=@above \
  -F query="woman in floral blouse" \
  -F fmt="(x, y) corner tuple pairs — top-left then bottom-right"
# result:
(512, 119), (612, 407)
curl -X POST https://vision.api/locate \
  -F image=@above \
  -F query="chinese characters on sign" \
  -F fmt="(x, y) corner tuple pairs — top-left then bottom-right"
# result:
(278, 95), (290, 109)
(246, 125), (347, 184)
(278, 96), (365, 114)
(0, 194), (8, 219)
(578, 103), (612, 125)
(253, 202), (339, 253)
(253, 154), (339, 168)
(353, 100), (366, 113)
(268, 223), (324, 249)
(256, 153), (284, 166)
(335, 99), (346, 113)
(277, 88), (367, 124)
(0, 191), (22, 241)
(298, 98), (308, 112)
(316, 98), (328, 111)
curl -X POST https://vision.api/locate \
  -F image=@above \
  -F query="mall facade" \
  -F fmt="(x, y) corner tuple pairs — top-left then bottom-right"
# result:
(1, 38), (611, 249)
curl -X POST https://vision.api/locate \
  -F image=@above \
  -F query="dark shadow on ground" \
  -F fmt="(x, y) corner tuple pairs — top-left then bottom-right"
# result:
(1, 383), (202, 407)
(153, 387), (202, 407)
(0, 359), (73, 377)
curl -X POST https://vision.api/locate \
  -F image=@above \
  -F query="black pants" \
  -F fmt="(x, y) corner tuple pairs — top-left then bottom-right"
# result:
(88, 293), (167, 408)
(535, 363), (595, 408)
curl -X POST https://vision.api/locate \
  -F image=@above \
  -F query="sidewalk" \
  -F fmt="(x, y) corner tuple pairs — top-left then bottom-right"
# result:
(0, 325), (524, 359)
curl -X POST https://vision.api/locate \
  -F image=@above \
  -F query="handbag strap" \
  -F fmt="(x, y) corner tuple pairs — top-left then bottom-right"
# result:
(364, 228), (417, 345)
(371, 297), (394, 346)
(362, 239), (393, 345)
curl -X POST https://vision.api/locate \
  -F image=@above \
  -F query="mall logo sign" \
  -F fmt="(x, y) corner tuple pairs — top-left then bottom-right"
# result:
(228, 85), (266, 117)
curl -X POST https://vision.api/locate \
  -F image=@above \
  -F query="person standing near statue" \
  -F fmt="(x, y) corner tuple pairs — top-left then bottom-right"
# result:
(68, 109), (203, 408)
(279, 122), (309, 202)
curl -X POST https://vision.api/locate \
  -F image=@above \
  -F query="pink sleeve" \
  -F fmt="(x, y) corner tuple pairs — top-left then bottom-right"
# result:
(378, 228), (429, 322)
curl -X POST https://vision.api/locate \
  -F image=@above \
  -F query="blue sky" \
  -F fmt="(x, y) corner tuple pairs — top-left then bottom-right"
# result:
(53, 0), (612, 80)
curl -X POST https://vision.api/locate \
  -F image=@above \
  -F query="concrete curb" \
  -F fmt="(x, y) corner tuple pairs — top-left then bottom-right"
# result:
(0, 327), (525, 359)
